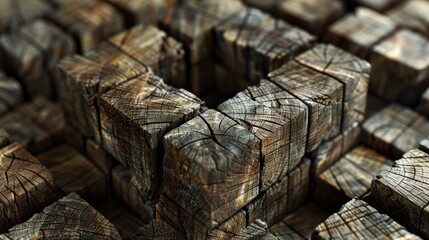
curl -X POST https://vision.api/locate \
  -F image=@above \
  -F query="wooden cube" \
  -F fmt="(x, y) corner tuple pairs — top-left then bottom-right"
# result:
(48, 0), (124, 53)
(296, 44), (370, 131)
(0, 0), (52, 33)
(0, 142), (60, 232)
(99, 74), (204, 197)
(0, 71), (22, 116)
(370, 29), (429, 105)
(214, 8), (314, 82)
(269, 61), (343, 152)
(1, 193), (120, 239)
(37, 144), (108, 203)
(326, 8), (397, 59)
(387, 0), (429, 37)
(275, 0), (344, 36)
(349, 0), (401, 12)
(163, 109), (260, 231)
(362, 104), (429, 159)
(85, 139), (117, 178)
(313, 146), (391, 210)
(313, 199), (420, 239)
(0, 97), (65, 153)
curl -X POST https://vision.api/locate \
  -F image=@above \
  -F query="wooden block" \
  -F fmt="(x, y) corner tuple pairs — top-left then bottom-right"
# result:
(111, 165), (155, 222)
(0, 72), (22, 116)
(243, 80), (308, 167)
(131, 219), (184, 240)
(269, 61), (343, 152)
(417, 87), (429, 119)
(370, 29), (429, 105)
(309, 122), (361, 176)
(362, 103), (429, 159)
(387, 0), (429, 37)
(100, 74), (204, 197)
(86, 139), (117, 178)
(1, 193), (121, 239)
(0, 128), (10, 148)
(108, 24), (187, 88)
(269, 202), (330, 239)
(313, 146), (391, 210)
(105, 0), (170, 26)
(57, 42), (150, 139)
(275, 0), (344, 36)
(313, 199), (421, 239)
(37, 144), (108, 203)
(326, 8), (396, 59)
(0, 142), (60, 232)
(48, 0), (124, 53)
(0, 0), (52, 33)
(214, 8), (315, 82)
(215, 63), (250, 98)
(163, 109), (260, 230)
(349, 0), (401, 12)
(296, 44), (370, 130)
(0, 97), (65, 153)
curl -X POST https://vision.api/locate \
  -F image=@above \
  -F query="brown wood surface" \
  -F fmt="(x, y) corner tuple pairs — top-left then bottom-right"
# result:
(0, 142), (60, 232)
(0, 72), (22, 116)
(131, 219), (184, 240)
(387, 0), (429, 37)
(0, 128), (10, 148)
(417, 87), (429, 119)
(85, 139), (117, 178)
(349, 0), (401, 12)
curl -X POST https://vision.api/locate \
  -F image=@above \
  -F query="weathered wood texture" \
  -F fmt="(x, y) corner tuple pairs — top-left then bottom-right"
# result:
(162, 109), (260, 232)
(313, 198), (421, 239)
(48, 0), (124, 53)
(243, 80), (308, 166)
(349, 0), (401, 12)
(371, 149), (429, 239)
(0, 128), (10, 148)
(36, 144), (108, 203)
(309, 122), (361, 176)
(362, 104), (429, 159)
(370, 29), (429, 105)
(100, 74), (203, 197)
(0, 72), (22, 116)
(111, 165), (155, 222)
(0, 142), (60, 232)
(217, 92), (291, 190)
(0, 0), (52, 34)
(313, 146), (392, 210)
(131, 219), (184, 240)
(417, 87), (429, 119)
(0, 97), (65, 153)
(295, 44), (370, 131)
(0, 193), (121, 239)
(269, 202), (330, 239)
(214, 8), (315, 82)
(387, 0), (429, 37)
(246, 158), (311, 226)
(231, 219), (275, 239)
(0, 20), (75, 99)
(326, 8), (397, 59)
(86, 139), (117, 178)
(269, 61), (343, 152)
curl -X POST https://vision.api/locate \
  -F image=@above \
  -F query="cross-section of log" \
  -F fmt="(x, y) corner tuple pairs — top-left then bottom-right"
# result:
(36, 144), (108, 203)
(214, 8), (315, 82)
(131, 219), (184, 240)
(0, 0), (52, 33)
(0, 71), (22, 116)
(387, 0), (429, 37)
(295, 44), (370, 130)
(313, 198), (421, 239)
(107, 24), (186, 88)
(326, 8), (396, 59)
(86, 139), (117, 178)
(362, 104), (429, 159)
(349, 0), (401, 12)
(0, 142), (60, 232)
(163, 109), (260, 231)
(1, 192), (120, 239)
(313, 146), (391, 210)
(0, 97), (65, 153)
(268, 61), (343, 152)
(112, 165), (155, 222)
(47, 0), (124, 53)
(371, 149), (429, 238)
(100, 74), (204, 197)
(0, 128), (10, 148)
(243, 80), (308, 166)
(0, 20), (75, 99)
(269, 202), (330, 239)
(309, 122), (361, 176)
(217, 92), (290, 190)
(370, 29), (429, 105)
(275, 0), (344, 37)
(246, 158), (311, 226)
